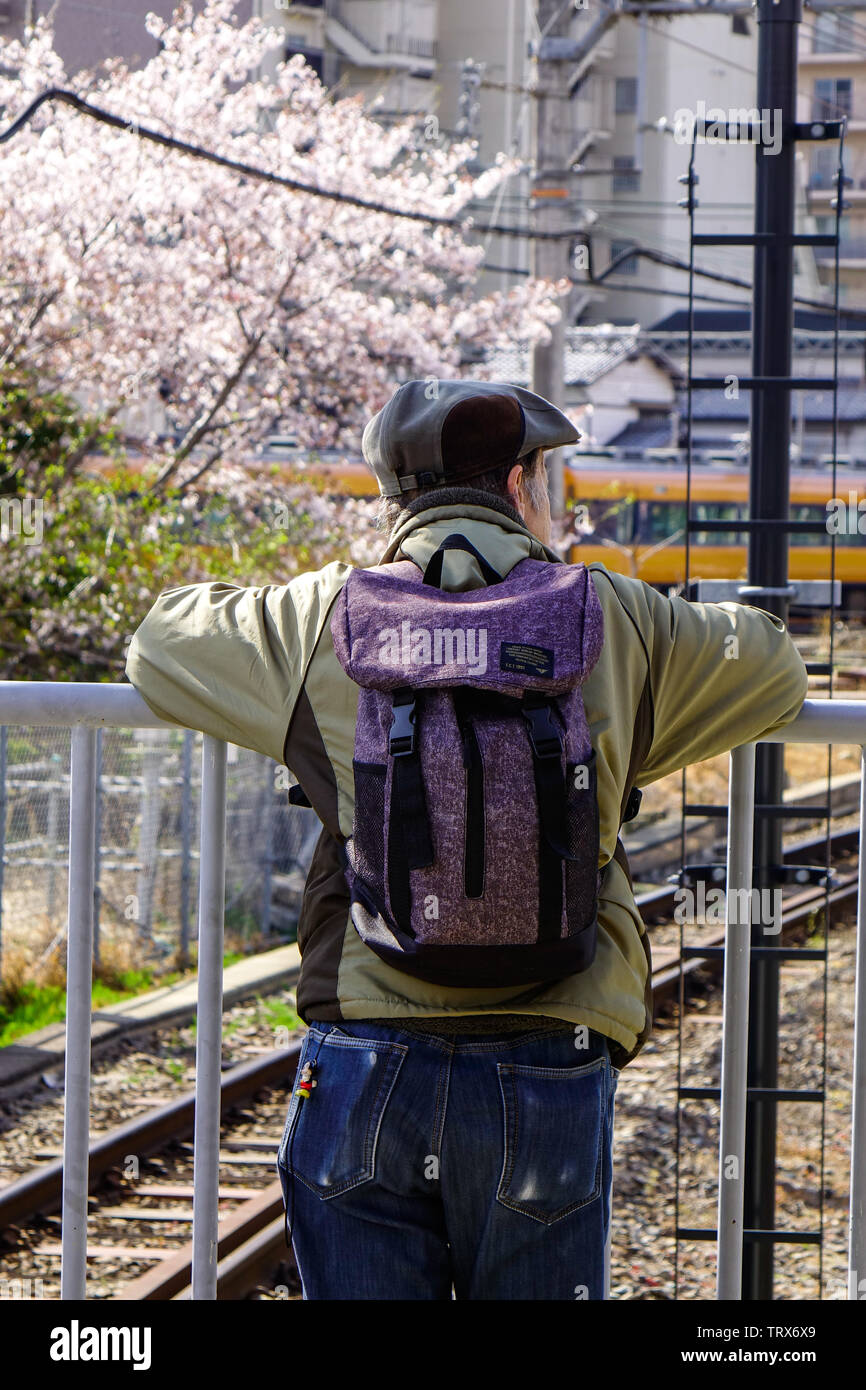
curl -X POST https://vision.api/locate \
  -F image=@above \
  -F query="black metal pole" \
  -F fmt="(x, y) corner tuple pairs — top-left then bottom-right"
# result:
(744, 0), (801, 1301)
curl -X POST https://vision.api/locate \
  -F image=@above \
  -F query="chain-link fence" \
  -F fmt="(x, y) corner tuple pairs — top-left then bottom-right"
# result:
(0, 723), (319, 977)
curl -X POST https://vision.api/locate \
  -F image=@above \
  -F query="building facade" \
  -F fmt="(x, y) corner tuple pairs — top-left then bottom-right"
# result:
(799, 7), (866, 305)
(2, 0), (857, 325)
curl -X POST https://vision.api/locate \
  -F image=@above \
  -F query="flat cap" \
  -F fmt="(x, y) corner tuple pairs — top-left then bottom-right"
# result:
(362, 378), (580, 497)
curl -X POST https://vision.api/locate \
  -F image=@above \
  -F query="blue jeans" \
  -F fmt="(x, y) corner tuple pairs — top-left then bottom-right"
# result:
(275, 1019), (618, 1300)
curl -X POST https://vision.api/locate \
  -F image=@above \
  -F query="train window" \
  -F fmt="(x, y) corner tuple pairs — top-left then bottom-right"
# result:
(791, 502), (839, 547)
(691, 502), (748, 547)
(637, 501), (749, 546)
(638, 501), (688, 543)
(837, 521), (866, 548)
(582, 497), (637, 545)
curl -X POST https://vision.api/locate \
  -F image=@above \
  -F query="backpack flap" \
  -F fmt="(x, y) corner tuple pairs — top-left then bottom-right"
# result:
(330, 555), (603, 696)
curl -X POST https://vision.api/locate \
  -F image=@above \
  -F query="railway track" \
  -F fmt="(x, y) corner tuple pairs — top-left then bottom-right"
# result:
(622, 772), (863, 881)
(0, 824), (859, 1300)
(0, 1047), (302, 1301)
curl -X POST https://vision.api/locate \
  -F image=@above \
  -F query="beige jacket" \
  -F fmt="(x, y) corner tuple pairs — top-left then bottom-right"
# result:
(125, 492), (808, 1068)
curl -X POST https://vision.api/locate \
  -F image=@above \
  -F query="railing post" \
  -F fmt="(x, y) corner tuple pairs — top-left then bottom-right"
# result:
(137, 728), (164, 938)
(93, 727), (103, 967)
(180, 730), (193, 965)
(849, 746), (866, 1299)
(0, 725), (7, 979)
(191, 735), (227, 1300)
(260, 756), (275, 938)
(47, 776), (59, 922)
(61, 725), (98, 1301)
(716, 740), (756, 1300)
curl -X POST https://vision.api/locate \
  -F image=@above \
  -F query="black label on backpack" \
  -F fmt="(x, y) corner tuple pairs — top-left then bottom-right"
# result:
(499, 642), (555, 678)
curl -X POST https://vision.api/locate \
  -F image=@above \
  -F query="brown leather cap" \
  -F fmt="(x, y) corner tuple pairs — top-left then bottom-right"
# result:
(361, 378), (580, 497)
(439, 393), (526, 483)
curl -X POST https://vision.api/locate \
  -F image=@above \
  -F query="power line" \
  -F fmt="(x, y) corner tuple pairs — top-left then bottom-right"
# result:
(586, 239), (866, 319)
(483, 258), (750, 305)
(591, 206), (761, 282)
(0, 86), (570, 240)
(1, 86), (855, 317)
(642, 14), (759, 79)
(471, 192), (762, 209)
(801, 6), (866, 59)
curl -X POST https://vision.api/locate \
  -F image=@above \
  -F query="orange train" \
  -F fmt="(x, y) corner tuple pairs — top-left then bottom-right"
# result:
(562, 460), (865, 603)
(91, 448), (863, 604)
(282, 455), (866, 607)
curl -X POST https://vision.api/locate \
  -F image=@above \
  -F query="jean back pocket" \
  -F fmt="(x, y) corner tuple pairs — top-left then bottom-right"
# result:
(284, 1030), (407, 1200)
(496, 1055), (607, 1225)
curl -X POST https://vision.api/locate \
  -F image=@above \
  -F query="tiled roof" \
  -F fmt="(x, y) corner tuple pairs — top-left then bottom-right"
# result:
(652, 307), (866, 333)
(607, 417), (675, 449)
(683, 384), (866, 421)
(480, 327), (641, 387)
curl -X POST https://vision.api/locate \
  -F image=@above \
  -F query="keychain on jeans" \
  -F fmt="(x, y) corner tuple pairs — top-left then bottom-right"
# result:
(294, 1061), (317, 1101)
(282, 1031), (329, 1248)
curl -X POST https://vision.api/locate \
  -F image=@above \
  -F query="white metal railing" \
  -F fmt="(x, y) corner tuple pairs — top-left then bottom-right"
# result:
(720, 702), (866, 1301)
(0, 682), (863, 1301)
(0, 683), (225, 1300)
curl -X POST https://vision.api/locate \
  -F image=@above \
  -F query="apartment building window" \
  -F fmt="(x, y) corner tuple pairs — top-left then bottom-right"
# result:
(610, 239), (638, 274)
(813, 14), (858, 54)
(615, 77), (638, 115)
(612, 155), (640, 193)
(812, 77), (853, 120)
(812, 146), (837, 190)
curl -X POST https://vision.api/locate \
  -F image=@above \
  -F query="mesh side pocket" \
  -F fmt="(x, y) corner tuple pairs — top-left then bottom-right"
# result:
(351, 761), (387, 901)
(564, 749), (600, 937)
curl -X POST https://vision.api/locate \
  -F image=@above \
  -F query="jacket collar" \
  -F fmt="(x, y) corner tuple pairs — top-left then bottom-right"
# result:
(375, 487), (563, 572)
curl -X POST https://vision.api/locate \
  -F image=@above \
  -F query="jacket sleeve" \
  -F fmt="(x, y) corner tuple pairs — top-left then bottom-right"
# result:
(124, 562), (350, 764)
(633, 583), (808, 785)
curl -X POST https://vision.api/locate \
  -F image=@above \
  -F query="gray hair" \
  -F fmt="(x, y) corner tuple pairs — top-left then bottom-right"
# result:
(375, 446), (547, 534)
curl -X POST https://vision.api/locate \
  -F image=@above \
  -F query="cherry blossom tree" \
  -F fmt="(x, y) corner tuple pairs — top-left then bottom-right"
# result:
(0, 0), (565, 492)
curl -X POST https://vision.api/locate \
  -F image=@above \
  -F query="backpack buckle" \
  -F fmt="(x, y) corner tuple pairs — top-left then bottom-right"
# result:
(389, 696), (417, 757)
(623, 786), (643, 823)
(521, 702), (562, 759)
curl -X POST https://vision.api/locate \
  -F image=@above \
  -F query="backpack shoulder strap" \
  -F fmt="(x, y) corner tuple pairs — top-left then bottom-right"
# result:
(610, 672), (653, 889)
(607, 674), (655, 1069)
(422, 533), (503, 588)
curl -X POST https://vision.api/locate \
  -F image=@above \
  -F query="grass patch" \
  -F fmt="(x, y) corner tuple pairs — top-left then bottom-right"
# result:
(0, 949), (256, 1046)
(0, 981), (68, 1046)
(260, 997), (301, 1032)
(0, 971), (153, 1046)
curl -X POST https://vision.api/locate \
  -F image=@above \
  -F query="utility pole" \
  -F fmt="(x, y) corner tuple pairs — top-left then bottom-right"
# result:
(530, 0), (577, 520)
(743, 0), (800, 1301)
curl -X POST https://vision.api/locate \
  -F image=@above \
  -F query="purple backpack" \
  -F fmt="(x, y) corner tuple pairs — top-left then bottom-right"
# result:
(329, 533), (605, 988)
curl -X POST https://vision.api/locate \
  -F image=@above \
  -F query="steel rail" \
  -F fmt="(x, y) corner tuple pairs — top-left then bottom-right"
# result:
(0, 1048), (301, 1228)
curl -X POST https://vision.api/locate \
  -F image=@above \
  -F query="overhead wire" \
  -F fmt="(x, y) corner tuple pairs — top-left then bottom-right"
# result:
(2, 43), (862, 322)
(7, 81), (849, 316)
(674, 115), (700, 1302)
(0, 86), (570, 239)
